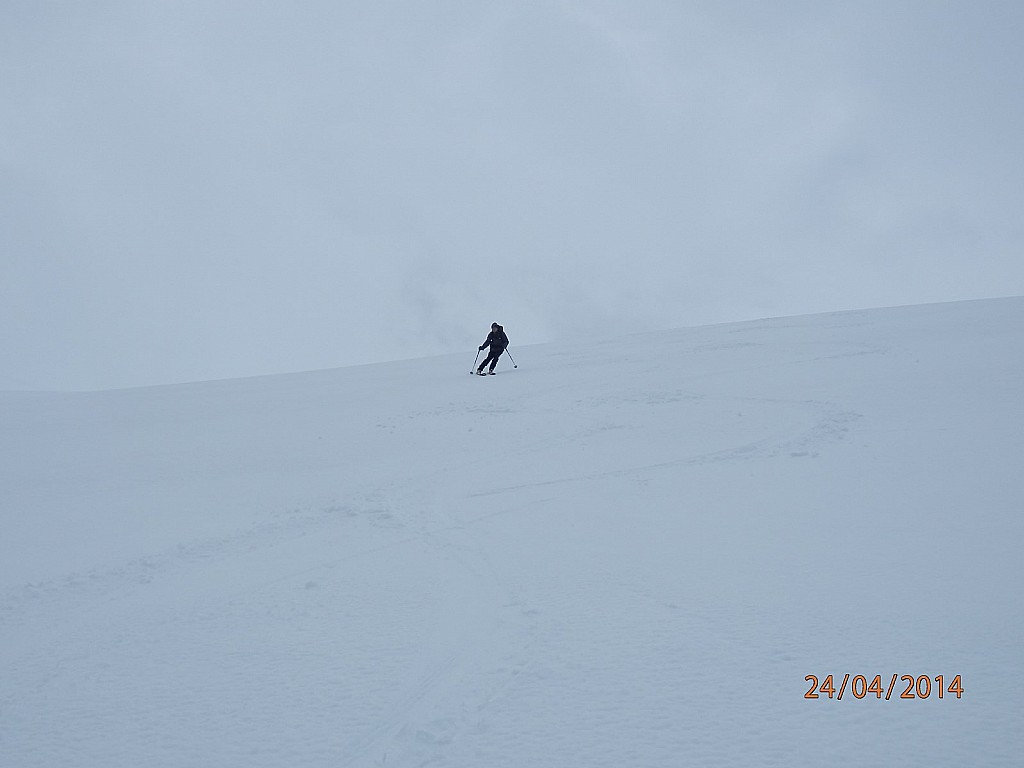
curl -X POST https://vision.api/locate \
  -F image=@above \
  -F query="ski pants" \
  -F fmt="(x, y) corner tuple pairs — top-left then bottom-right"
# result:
(479, 346), (505, 371)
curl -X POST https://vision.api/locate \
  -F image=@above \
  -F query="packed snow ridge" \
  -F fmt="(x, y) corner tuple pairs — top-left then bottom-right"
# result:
(2, 297), (1022, 767)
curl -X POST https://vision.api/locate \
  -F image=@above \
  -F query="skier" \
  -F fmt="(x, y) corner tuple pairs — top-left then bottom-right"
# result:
(476, 323), (509, 375)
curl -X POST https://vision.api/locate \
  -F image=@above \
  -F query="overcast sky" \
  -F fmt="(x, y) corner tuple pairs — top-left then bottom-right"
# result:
(3, 1), (1023, 390)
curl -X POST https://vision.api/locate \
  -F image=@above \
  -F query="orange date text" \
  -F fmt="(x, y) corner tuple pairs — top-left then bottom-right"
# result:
(804, 674), (963, 701)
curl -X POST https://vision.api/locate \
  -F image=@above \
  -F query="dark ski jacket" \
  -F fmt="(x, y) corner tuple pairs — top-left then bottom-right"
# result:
(480, 326), (509, 352)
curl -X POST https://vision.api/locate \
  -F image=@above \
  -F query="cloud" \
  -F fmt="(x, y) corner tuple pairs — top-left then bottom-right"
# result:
(2, 1), (1023, 389)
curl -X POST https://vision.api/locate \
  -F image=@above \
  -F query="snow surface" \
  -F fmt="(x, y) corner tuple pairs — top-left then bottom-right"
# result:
(2, 298), (1022, 767)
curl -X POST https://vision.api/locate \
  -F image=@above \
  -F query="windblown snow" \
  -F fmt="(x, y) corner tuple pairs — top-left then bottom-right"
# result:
(2, 298), (1022, 767)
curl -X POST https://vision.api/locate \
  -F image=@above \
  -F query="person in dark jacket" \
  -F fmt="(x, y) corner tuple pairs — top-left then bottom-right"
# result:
(477, 323), (509, 375)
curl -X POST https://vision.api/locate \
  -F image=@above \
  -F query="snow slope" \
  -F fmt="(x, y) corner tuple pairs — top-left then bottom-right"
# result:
(2, 298), (1022, 767)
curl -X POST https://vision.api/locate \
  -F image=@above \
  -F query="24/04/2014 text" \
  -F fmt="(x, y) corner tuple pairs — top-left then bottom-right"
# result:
(804, 674), (963, 701)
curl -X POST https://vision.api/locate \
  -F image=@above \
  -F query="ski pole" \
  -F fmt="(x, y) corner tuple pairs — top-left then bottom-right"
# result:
(506, 349), (517, 369)
(471, 349), (481, 374)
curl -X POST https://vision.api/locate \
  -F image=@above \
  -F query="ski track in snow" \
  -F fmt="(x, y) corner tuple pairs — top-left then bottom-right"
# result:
(3, 393), (854, 767)
(2, 299), (1023, 767)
